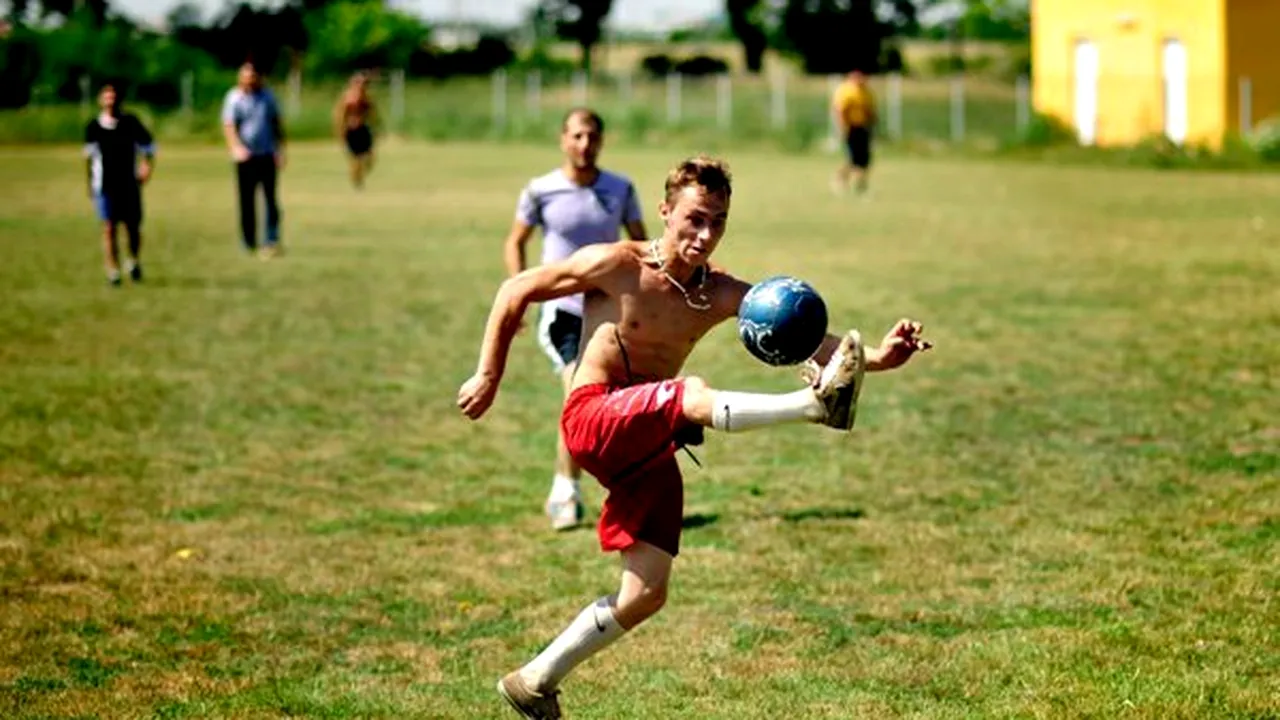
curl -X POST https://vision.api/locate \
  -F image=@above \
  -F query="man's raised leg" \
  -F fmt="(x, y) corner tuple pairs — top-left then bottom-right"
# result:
(681, 330), (866, 432)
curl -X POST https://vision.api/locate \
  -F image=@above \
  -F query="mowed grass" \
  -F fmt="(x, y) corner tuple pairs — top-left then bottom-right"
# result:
(0, 139), (1278, 719)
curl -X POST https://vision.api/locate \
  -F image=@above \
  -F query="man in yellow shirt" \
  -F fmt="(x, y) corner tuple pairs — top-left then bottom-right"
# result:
(831, 69), (877, 195)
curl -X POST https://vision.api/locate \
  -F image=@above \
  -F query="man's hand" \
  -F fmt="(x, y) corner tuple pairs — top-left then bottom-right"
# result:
(867, 318), (931, 371)
(137, 160), (153, 184)
(457, 372), (499, 420)
(274, 151), (287, 170)
(231, 144), (251, 162)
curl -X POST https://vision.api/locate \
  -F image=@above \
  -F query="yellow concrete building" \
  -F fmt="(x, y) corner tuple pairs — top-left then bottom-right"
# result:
(1032, 0), (1280, 147)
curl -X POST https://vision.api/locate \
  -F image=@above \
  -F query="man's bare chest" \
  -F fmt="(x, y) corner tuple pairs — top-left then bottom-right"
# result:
(615, 277), (719, 346)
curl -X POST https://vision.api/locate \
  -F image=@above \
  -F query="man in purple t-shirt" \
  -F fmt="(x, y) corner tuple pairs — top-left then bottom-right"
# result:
(502, 108), (647, 531)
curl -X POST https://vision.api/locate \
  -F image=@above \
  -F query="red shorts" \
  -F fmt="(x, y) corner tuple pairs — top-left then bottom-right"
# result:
(561, 379), (690, 557)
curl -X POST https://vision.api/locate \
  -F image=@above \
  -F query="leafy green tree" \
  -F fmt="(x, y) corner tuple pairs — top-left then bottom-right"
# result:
(303, 0), (427, 74)
(959, 0), (1028, 41)
(0, 24), (40, 107)
(530, 0), (613, 72)
(6, 0), (31, 23)
(165, 2), (204, 32)
(779, 0), (881, 74)
(881, 0), (920, 38)
(36, 0), (109, 26)
(725, 0), (767, 74)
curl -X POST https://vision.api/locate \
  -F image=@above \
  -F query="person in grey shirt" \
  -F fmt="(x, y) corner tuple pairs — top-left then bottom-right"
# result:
(504, 108), (647, 531)
(222, 61), (286, 258)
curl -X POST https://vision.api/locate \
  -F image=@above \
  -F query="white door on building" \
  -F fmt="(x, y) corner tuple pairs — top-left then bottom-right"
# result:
(1073, 40), (1100, 145)
(1163, 39), (1189, 144)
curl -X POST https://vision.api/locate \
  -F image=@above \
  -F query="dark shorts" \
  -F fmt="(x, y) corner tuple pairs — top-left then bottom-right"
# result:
(561, 379), (691, 557)
(93, 188), (142, 225)
(345, 125), (373, 156)
(538, 308), (583, 371)
(845, 126), (872, 169)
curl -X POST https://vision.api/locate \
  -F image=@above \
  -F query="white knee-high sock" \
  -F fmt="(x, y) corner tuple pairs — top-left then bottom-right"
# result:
(520, 597), (625, 692)
(710, 389), (824, 432)
(549, 474), (579, 502)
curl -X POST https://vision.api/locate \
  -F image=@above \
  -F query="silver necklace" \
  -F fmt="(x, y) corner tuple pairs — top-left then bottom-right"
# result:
(649, 238), (713, 311)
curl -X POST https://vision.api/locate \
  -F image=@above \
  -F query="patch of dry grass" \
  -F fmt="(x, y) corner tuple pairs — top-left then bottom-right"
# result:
(0, 141), (1277, 718)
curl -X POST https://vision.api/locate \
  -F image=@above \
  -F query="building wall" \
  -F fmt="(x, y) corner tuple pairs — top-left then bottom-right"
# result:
(1032, 0), (1227, 147)
(1225, 0), (1280, 135)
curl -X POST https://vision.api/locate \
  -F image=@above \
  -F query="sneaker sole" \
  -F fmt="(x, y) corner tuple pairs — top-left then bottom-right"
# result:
(546, 498), (585, 532)
(823, 332), (866, 431)
(550, 517), (584, 531)
(496, 679), (540, 719)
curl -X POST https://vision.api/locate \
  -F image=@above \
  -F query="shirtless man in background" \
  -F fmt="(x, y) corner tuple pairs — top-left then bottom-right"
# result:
(334, 71), (376, 189)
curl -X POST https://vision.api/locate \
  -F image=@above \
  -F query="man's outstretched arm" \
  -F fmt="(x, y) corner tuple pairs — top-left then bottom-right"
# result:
(458, 244), (622, 419)
(810, 319), (931, 372)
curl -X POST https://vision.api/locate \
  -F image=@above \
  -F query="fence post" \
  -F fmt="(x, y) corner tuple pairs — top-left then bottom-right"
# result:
(770, 70), (787, 130)
(716, 74), (732, 131)
(572, 71), (588, 107)
(287, 66), (301, 119)
(390, 69), (405, 132)
(526, 70), (542, 119)
(619, 69), (633, 107)
(950, 76), (965, 143)
(887, 73), (903, 139)
(491, 68), (508, 133)
(666, 73), (681, 125)
(181, 71), (194, 116)
(1239, 76), (1253, 136)
(1015, 74), (1030, 134)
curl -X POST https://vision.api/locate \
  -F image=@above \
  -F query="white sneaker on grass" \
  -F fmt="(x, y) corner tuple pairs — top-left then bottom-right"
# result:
(812, 329), (866, 430)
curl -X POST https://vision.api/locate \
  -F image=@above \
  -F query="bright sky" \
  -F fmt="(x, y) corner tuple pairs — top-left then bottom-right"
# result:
(106, 0), (723, 30)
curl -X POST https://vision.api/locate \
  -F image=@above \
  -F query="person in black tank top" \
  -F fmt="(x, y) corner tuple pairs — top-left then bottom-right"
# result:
(83, 82), (156, 286)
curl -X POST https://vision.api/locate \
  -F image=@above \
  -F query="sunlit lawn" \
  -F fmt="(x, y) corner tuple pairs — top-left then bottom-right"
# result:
(1, 139), (1277, 718)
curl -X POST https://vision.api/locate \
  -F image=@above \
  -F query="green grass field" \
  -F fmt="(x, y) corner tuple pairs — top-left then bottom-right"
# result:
(1, 140), (1277, 719)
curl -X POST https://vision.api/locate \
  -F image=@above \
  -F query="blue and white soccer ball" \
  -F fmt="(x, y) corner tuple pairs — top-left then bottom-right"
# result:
(737, 276), (829, 366)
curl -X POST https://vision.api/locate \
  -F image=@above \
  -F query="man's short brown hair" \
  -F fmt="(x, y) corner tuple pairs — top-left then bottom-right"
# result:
(663, 155), (732, 205)
(562, 107), (604, 134)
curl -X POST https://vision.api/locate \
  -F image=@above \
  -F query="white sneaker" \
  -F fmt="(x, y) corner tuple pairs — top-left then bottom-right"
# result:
(545, 494), (585, 531)
(812, 330), (866, 430)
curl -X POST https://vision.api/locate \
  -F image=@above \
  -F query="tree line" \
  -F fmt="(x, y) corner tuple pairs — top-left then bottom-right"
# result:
(0, 0), (1028, 109)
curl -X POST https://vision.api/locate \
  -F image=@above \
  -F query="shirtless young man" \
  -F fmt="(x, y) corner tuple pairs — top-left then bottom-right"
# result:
(333, 71), (375, 188)
(458, 155), (930, 718)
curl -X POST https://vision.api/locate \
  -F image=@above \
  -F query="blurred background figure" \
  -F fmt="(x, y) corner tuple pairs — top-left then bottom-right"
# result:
(334, 71), (377, 189)
(831, 69), (877, 196)
(83, 81), (155, 286)
(222, 61), (287, 259)
(504, 108), (648, 531)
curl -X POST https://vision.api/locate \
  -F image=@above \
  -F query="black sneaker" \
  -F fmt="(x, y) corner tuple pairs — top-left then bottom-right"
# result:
(128, 264), (143, 283)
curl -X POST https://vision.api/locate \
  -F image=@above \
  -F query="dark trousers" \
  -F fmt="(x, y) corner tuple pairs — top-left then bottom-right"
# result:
(845, 126), (873, 169)
(235, 155), (280, 249)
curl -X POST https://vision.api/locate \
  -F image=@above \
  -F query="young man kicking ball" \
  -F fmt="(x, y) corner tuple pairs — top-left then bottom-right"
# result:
(458, 155), (930, 718)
